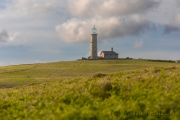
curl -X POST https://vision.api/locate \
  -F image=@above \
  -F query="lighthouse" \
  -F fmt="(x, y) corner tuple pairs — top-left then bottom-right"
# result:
(90, 25), (98, 59)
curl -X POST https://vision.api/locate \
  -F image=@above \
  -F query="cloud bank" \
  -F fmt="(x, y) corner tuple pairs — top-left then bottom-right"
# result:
(165, 11), (180, 34)
(0, 29), (9, 42)
(56, 16), (150, 43)
(0, 29), (19, 43)
(56, 0), (161, 43)
(0, 0), (180, 65)
(0, 0), (179, 44)
(67, 0), (160, 18)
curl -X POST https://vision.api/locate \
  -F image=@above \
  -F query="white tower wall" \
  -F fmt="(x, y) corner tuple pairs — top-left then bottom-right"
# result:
(89, 26), (98, 59)
(90, 34), (98, 59)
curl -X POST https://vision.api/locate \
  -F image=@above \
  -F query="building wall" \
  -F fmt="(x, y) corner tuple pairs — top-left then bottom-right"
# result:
(175, 60), (180, 63)
(90, 34), (98, 59)
(100, 53), (104, 58)
(100, 53), (118, 59)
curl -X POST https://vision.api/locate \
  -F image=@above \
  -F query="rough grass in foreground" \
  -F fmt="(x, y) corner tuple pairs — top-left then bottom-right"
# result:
(0, 66), (180, 119)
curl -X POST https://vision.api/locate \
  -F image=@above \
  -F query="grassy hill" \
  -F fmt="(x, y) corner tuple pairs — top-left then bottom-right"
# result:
(0, 60), (180, 119)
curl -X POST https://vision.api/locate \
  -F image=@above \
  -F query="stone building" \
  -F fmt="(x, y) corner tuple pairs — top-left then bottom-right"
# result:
(100, 47), (119, 59)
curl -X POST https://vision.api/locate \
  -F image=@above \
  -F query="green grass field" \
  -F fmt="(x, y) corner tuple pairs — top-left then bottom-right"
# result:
(0, 60), (180, 119)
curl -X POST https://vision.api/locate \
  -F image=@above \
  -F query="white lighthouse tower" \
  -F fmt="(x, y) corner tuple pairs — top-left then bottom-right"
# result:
(90, 25), (98, 59)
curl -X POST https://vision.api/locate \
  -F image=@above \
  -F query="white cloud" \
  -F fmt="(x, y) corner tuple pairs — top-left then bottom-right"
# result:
(0, 0), (67, 47)
(9, 32), (20, 42)
(0, 0), (180, 66)
(144, 0), (177, 25)
(165, 12), (180, 34)
(56, 0), (162, 43)
(56, 18), (89, 43)
(67, 0), (161, 18)
(134, 39), (144, 48)
(56, 16), (150, 43)
(0, 29), (9, 42)
(0, 0), (176, 45)
(0, 29), (19, 43)
(2, 0), (65, 16)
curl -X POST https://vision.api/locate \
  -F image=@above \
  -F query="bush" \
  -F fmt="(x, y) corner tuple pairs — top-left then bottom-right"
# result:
(91, 73), (107, 79)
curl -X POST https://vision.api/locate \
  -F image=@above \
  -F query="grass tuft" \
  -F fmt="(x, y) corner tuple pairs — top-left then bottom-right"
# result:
(89, 78), (112, 99)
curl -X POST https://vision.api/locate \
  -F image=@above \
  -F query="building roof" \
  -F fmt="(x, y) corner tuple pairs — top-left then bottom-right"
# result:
(100, 51), (119, 55)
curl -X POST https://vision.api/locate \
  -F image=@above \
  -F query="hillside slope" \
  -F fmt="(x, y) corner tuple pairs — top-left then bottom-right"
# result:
(0, 60), (177, 88)
(0, 60), (179, 120)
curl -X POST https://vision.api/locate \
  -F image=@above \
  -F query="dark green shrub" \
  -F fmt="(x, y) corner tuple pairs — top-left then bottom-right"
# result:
(91, 73), (106, 79)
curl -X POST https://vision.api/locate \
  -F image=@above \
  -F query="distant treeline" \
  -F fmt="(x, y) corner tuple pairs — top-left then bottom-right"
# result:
(145, 59), (175, 63)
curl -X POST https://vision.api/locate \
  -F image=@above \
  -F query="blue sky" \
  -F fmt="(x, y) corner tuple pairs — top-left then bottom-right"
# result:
(0, 0), (180, 66)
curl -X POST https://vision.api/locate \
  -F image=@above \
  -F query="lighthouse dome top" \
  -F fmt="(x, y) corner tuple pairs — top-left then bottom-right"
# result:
(91, 25), (97, 34)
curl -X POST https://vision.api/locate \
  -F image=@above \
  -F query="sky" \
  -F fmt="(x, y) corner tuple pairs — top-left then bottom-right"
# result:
(0, 0), (180, 66)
